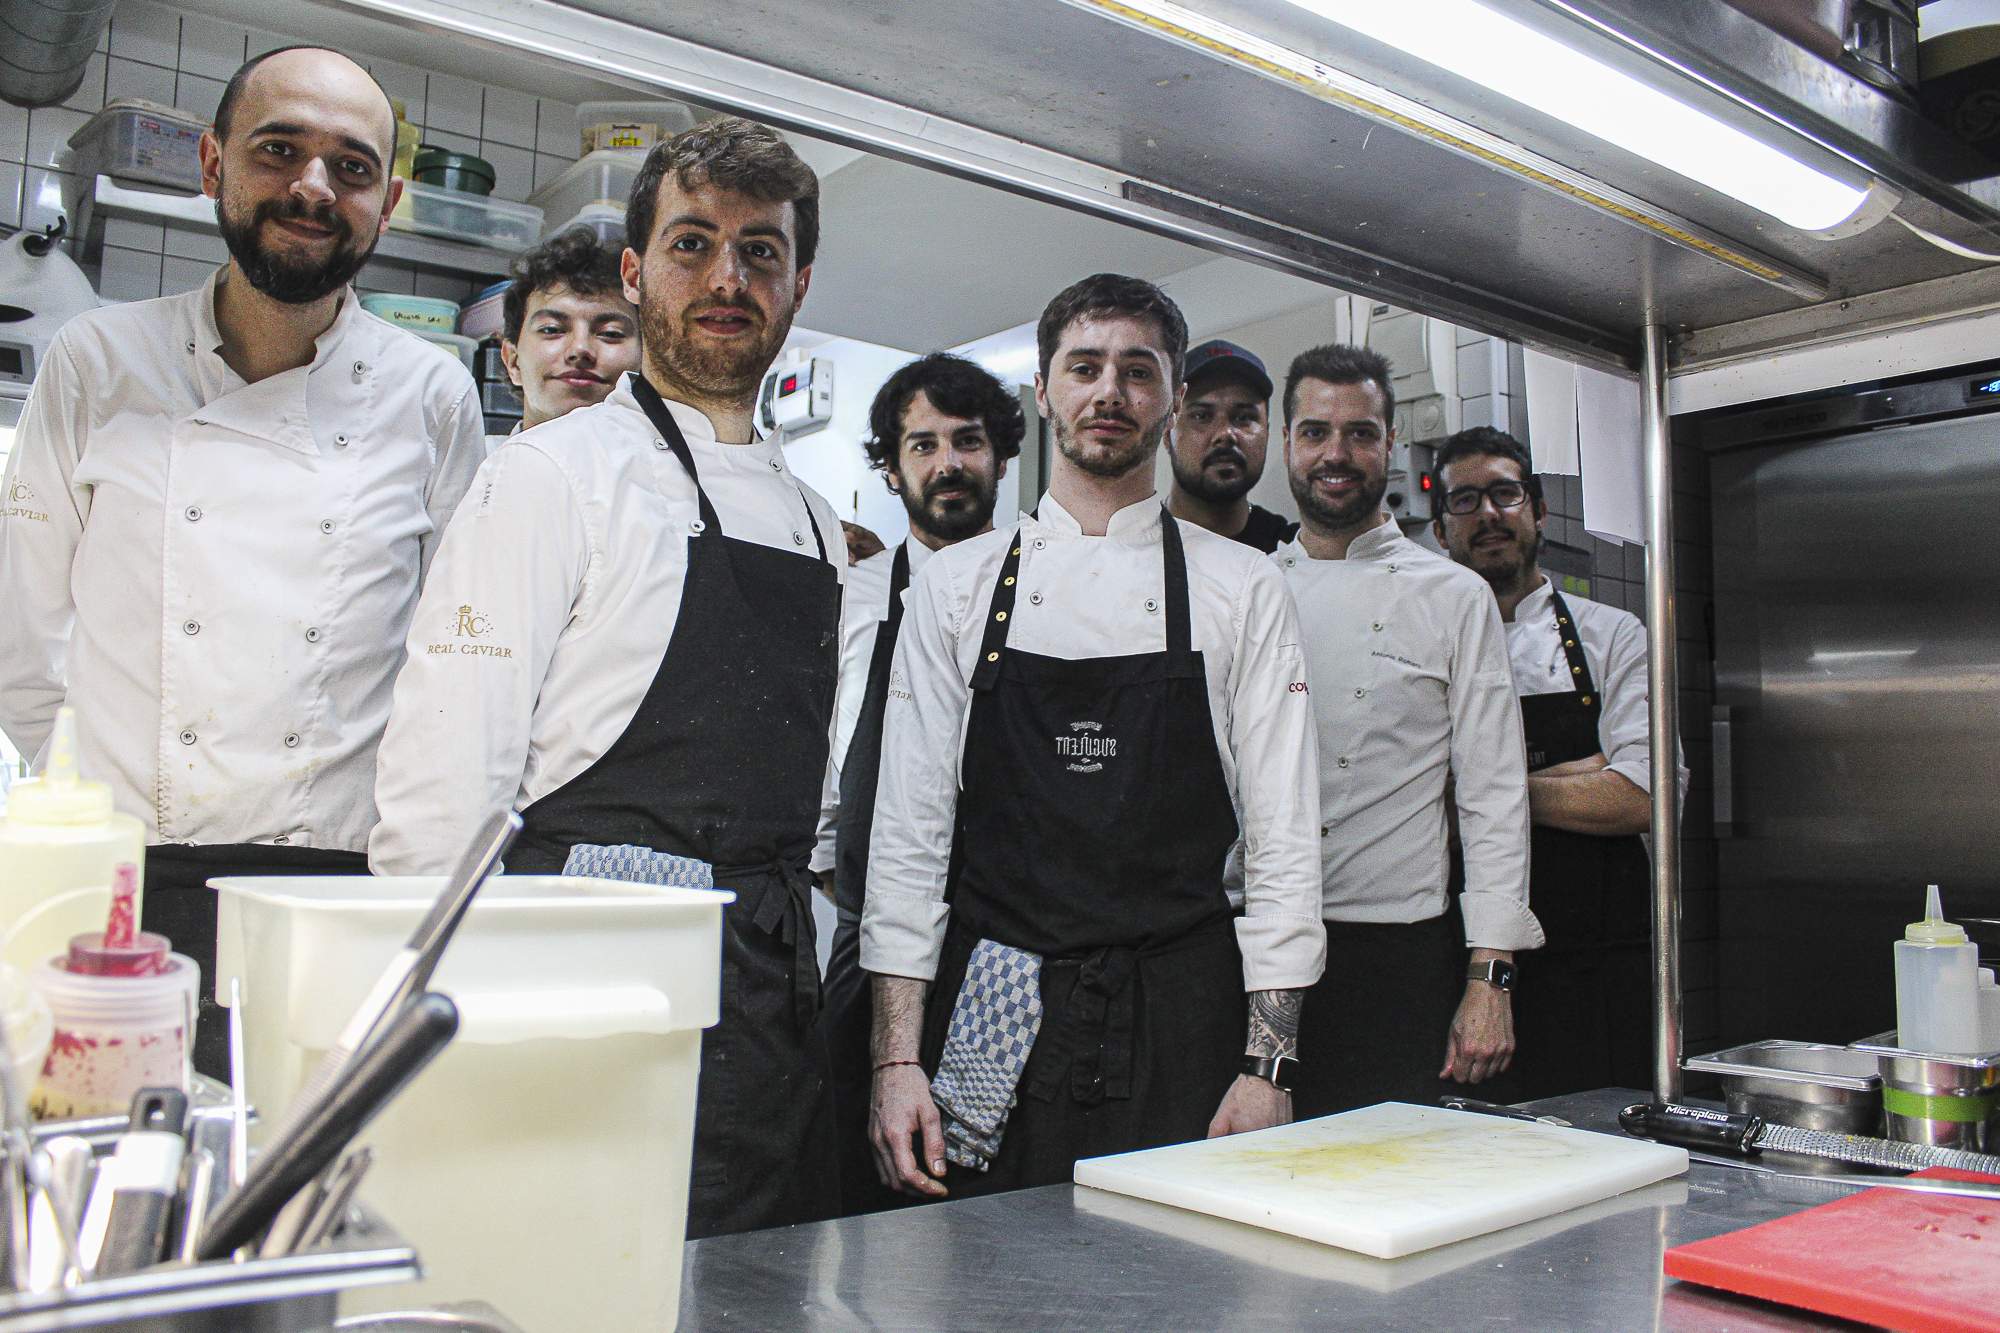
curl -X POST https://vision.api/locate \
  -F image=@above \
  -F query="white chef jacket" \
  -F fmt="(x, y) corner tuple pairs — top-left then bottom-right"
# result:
(861, 492), (1327, 994)
(369, 374), (846, 875)
(0, 268), (484, 850)
(810, 536), (936, 877)
(1505, 578), (1689, 801)
(1274, 517), (1543, 951)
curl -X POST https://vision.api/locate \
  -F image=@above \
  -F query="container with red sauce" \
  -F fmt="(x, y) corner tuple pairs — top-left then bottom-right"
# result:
(29, 926), (198, 1118)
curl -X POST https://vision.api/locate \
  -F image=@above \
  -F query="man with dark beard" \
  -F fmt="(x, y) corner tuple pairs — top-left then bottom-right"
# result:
(1270, 345), (1539, 1118)
(1166, 340), (1296, 552)
(812, 352), (1022, 1213)
(0, 46), (483, 1076)
(1431, 426), (1684, 1099)
(863, 275), (1325, 1202)
(370, 118), (843, 1242)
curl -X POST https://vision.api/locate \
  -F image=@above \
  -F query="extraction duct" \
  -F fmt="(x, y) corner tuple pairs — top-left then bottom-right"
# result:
(2, 0), (118, 109)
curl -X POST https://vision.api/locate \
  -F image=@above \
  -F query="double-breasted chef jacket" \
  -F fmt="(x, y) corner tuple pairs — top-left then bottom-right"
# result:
(369, 372), (846, 1239)
(0, 268), (485, 1075)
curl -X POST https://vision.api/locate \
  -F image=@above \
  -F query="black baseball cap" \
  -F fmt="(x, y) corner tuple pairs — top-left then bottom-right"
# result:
(1183, 339), (1274, 399)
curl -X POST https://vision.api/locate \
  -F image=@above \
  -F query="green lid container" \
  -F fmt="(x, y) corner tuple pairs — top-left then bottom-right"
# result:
(412, 146), (496, 197)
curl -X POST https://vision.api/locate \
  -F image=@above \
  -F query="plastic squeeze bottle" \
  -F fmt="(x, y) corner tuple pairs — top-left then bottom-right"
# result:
(0, 708), (145, 975)
(1894, 884), (1984, 1055)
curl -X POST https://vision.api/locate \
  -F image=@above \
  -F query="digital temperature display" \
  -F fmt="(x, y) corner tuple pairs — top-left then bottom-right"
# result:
(1972, 375), (2000, 399)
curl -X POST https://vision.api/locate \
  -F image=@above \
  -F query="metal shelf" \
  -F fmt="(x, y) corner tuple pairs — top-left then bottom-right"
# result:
(80, 175), (522, 280)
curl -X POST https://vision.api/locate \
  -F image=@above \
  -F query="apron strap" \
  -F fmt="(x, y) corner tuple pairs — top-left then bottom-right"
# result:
(886, 541), (911, 629)
(632, 374), (828, 561)
(744, 857), (823, 1033)
(969, 507), (1194, 691)
(1547, 589), (1602, 711)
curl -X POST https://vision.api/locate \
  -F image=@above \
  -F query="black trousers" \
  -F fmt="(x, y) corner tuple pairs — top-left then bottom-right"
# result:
(141, 843), (369, 1081)
(1294, 910), (1461, 1119)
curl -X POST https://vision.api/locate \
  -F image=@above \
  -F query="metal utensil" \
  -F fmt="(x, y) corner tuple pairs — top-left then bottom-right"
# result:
(198, 993), (460, 1260)
(0, 995), (31, 1290)
(1438, 1095), (1574, 1127)
(1691, 1149), (2000, 1200)
(229, 978), (249, 1192)
(264, 810), (517, 1150)
(301, 1147), (374, 1251)
(25, 1136), (92, 1289)
(1621, 1101), (2000, 1174)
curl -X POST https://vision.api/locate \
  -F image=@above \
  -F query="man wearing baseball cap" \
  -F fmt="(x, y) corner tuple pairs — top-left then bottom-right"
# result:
(1166, 339), (1298, 553)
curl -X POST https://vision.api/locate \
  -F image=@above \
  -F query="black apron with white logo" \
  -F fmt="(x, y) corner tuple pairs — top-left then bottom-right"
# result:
(919, 509), (1245, 1197)
(507, 377), (842, 1237)
(824, 541), (908, 1214)
(1506, 589), (1653, 1099)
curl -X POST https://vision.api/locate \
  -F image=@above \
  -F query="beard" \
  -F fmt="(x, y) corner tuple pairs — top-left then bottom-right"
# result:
(1464, 523), (1541, 590)
(639, 280), (792, 406)
(1053, 407), (1170, 480)
(1290, 462), (1388, 531)
(215, 186), (374, 305)
(1171, 440), (1257, 504)
(900, 465), (999, 543)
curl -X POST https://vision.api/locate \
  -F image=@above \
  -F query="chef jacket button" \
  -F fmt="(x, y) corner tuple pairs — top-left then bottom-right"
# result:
(792, 531), (805, 546)
(1572, 665), (1583, 675)
(184, 505), (202, 522)
(272, 834), (291, 846)
(184, 340), (195, 353)
(283, 732), (300, 748)
(654, 438), (668, 450)
(1372, 621), (1384, 632)
(1337, 756), (1351, 769)
(1284, 556), (1295, 567)
(320, 520), (334, 534)
(1002, 576), (1015, 587)
(1388, 563), (1399, 573)
(1353, 687), (1365, 698)
(1033, 539), (1046, 550)
(770, 459), (783, 472)
(182, 620), (200, 636)
(1144, 598), (1158, 613)
(305, 627), (322, 643)
(335, 434), (349, 448)
(1030, 592), (1043, 605)
(986, 651), (1000, 663)
(351, 360), (366, 379)
(689, 518), (706, 535)
(178, 729), (197, 746)
(1321, 825), (1330, 837)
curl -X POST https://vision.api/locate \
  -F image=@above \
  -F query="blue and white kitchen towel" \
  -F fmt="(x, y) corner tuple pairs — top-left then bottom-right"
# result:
(931, 939), (1044, 1171)
(562, 843), (715, 888)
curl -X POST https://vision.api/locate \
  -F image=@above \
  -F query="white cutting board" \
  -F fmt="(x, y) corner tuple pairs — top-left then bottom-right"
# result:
(1073, 1102), (1688, 1259)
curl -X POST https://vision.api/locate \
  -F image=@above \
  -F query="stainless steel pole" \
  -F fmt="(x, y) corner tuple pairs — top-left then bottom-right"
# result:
(1641, 322), (1684, 1102)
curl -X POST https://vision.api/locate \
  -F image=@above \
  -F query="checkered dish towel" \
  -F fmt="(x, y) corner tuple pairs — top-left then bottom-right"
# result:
(931, 939), (1044, 1171)
(562, 843), (715, 889)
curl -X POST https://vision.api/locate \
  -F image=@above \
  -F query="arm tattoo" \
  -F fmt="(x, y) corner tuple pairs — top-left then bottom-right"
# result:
(1245, 988), (1303, 1060)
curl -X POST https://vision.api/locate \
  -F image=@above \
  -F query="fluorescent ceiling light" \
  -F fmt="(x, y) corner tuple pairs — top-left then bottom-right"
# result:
(1281, 0), (1867, 232)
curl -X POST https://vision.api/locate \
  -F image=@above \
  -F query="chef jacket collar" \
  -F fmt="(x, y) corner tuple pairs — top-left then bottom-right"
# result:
(186, 266), (364, 456)
(1343, 512), (1405, 560)
(903, 534), (938, 575)
(1510, 574), (1556, 624)
(1033, 489), (1163, 544)
(606, 372), (786, 467)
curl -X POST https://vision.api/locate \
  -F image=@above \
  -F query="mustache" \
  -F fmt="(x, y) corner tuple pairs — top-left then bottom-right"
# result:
(1080, 411), (1138, 431)
(688, 300), (764, 324)
(256, 194), (349, 237)
(1202, 444), (1247, 470)
(1306, 465), (1365, 485)
(923, 471), (979, 501)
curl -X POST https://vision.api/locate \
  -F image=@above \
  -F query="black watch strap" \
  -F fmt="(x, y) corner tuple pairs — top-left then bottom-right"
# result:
(1241, 1054), (1298, 1093)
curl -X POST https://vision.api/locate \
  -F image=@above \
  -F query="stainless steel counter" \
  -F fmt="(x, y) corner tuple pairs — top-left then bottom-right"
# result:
(679, 1090), (1857, 1330)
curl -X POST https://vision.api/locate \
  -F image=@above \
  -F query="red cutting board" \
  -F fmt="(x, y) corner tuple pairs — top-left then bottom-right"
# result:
(1665, 1168), (2000, 1332)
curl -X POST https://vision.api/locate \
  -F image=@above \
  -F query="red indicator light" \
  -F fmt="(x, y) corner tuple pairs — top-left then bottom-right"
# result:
(1419, 473), (1433, 491)
(781, 374), (799, 395)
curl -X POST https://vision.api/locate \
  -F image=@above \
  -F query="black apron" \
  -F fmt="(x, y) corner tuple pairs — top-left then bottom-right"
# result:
(919, 510), (1245, 1197)
(505, 377), (842, 1238)
(1503, 589), (1653, 1099)
(143, 842), (368, 1082)
(824, 542), (909, 1215)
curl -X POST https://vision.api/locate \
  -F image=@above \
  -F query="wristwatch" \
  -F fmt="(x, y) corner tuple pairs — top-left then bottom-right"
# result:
(1241, 1054), (1298, 1093)
(1467, 959), (1517, 992)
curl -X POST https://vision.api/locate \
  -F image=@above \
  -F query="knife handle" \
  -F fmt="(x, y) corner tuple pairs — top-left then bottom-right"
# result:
(1619, 1101), (1763, 1155)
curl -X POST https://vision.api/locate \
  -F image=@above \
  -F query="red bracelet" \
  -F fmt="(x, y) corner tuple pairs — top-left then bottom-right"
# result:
(874, 1058), (923, 1072)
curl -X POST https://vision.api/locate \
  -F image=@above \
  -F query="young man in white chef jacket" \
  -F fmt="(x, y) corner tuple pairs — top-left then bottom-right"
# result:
(864, 275), (1326, 1202)
(813, 352), (1024, 1214)
(1432, 426), (1687, 1099)
(487, 225), (640, 451)
(370, 118), (846, 1240)
(1270, 345), (1541, 1118)
(0, 46), (484, 1075)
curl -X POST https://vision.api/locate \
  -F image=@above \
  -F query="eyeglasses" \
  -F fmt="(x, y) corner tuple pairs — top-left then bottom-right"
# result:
(1440, 479), (1534, 517)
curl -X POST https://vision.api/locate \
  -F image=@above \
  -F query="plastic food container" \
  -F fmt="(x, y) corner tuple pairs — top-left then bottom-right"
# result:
(359, 292), (461, 333)
(66, 98), (205, 191)
(413, 146), (496, 196)
(0, 963), (53, 1098)
(528, 148), (645, 229)
(479, 380), (522, 415)
(390, 181), (542, 251)
(576, 99), (697, 154)
(1684, 1040), (1883, 1134)
(416, 330), (480, 376)
(215, 874), (732, 1333)
(458, 279), (512, 341)
(544, 203), (627, 253)
(30, 939), (197, 1118)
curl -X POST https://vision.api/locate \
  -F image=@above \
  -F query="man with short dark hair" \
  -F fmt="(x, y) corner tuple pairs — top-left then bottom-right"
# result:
(1432, 426), (1686, 1098)
(1272, 345), (1539, 1117)
(0, 45), (483, 1075)
(1167, 339), (1296, 552)
(863, 275), (1325, 1202)
(494, 225), (639, 443)
(815, 351), (1023, 1212)
(371, 117), (843, 1238)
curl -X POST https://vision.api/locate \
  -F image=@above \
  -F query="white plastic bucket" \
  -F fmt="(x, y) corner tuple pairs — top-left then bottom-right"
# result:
(29, 951), (195, 1118)
(213, 874), (730, 1333)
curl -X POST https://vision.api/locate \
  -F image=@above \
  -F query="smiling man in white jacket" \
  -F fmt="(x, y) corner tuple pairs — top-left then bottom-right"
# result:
(0, 47), (483, 1075)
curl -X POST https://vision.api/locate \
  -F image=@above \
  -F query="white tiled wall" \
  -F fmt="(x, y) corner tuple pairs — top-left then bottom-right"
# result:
(1, 0), (582, 305)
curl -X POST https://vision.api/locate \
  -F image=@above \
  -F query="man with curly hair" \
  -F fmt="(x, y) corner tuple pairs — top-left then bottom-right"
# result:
(493, 225), (639, 442)
(815, 352), (1023, 1212)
